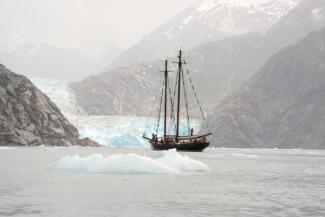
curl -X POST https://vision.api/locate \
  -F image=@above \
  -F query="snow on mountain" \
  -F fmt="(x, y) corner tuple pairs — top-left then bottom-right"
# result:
(109, 0), (301, 69)
(0, 42), (123, 81)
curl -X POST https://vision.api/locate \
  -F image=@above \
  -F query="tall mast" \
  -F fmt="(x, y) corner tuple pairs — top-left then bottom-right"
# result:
(163, 60), (168, 138)
(176, 50), (182, 140)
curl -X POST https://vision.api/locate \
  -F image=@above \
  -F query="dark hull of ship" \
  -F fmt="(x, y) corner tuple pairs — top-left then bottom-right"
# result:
(150, 141), (209, 152)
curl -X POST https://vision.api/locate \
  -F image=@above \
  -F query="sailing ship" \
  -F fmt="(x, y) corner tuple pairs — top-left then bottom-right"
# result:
(143, 50), (211, 152)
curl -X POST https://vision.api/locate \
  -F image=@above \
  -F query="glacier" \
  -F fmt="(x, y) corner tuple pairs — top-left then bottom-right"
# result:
(32, 78), (201, 147)
(73, 116), (201, 147)
(48, 149), (210, 174)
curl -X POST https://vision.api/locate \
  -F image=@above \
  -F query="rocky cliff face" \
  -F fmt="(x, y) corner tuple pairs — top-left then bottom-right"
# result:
(0, 64), (99, 146)
(201, 28), (325, 149)
(72, 63), (163, 116)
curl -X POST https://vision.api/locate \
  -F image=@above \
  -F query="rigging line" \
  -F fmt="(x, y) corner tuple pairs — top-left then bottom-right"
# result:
(185, 68), (206, 120)
(144, 69), (163, 134)
(167, 77), (176, 132)
(169, 69), (179, 128)
(172, 69), (178, 111)
(156, 76), (165, 134)
(181, 68), (191, 134)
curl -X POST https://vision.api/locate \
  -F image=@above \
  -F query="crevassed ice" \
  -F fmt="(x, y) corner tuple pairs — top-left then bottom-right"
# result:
(48, 149), (210, 174)
(74, 116), (201, 148)
(31, 78), (86, 119)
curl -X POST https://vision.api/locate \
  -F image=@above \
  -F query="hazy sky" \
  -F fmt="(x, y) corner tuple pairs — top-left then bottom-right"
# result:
(0, 0), (198, 50)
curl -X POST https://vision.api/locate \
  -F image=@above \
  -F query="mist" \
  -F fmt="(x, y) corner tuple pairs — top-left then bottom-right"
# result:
(0, 0), (198, 51)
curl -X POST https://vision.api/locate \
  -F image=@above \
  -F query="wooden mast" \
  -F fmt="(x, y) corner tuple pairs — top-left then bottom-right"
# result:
(163, 60), (168, 138)
(176, 50), (182, 141)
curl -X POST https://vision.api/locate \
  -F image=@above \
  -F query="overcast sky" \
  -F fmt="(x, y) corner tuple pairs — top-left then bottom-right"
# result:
(0, 0), (198, 51)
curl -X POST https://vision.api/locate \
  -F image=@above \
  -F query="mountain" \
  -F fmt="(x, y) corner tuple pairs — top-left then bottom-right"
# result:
(241, 0), (325, 75)
(201, 27), (325, 149)
(72, 32), (264, 116)
(109, 0), (301, 69)
(72, 0), (325, 117)
(0, 64), (99, 146)
(72, 62), (164, 116)
(0, 42), (123, 81)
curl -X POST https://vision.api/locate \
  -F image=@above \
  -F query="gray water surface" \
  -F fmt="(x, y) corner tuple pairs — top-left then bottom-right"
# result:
(0, 147), (324, 217)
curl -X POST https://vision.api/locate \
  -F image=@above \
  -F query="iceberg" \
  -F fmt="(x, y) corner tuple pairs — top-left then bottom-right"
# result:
(230, 153), (259, 159)
(48, 149), (210, 174)
(0, 147), (15, 150)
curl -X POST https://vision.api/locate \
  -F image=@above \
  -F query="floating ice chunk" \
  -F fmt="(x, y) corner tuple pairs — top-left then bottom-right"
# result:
(204, 154), (223, 158)
(0, 147), (15, 150)
(230, 153), (259, 159)
(48, 149), (210, 174)
(158, 149), (210, 172)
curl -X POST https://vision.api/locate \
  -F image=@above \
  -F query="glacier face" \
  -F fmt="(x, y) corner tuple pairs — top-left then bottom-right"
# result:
(74, 116), (201, 148)
(31, 78), (86, 119)
(33, 78), (201, 147)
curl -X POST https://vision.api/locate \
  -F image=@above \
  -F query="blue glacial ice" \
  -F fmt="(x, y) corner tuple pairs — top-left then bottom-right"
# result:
(32, 78), (202, 148)
(73, 116), (201, 147)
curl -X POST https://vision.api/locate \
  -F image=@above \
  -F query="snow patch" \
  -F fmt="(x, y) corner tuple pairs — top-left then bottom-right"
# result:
(197, 0), (219, 12)
(312, 8), (325, 23)
(196, 0), (300, 17)
(48, 149), (210, 174)
(182, 16), (193, 25)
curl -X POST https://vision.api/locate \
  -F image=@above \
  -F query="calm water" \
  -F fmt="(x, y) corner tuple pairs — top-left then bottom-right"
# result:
(0, 147), (325, 217)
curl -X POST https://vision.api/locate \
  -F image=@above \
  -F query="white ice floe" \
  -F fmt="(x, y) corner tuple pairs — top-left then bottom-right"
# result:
(48, 149), (210, 174)
(0, 147), (15, 150)
(230, 153), (259, 159)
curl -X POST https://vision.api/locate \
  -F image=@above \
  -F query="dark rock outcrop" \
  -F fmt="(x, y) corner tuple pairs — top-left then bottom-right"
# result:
(0, 64), (100, 146)
(201, 28), (325, 149)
